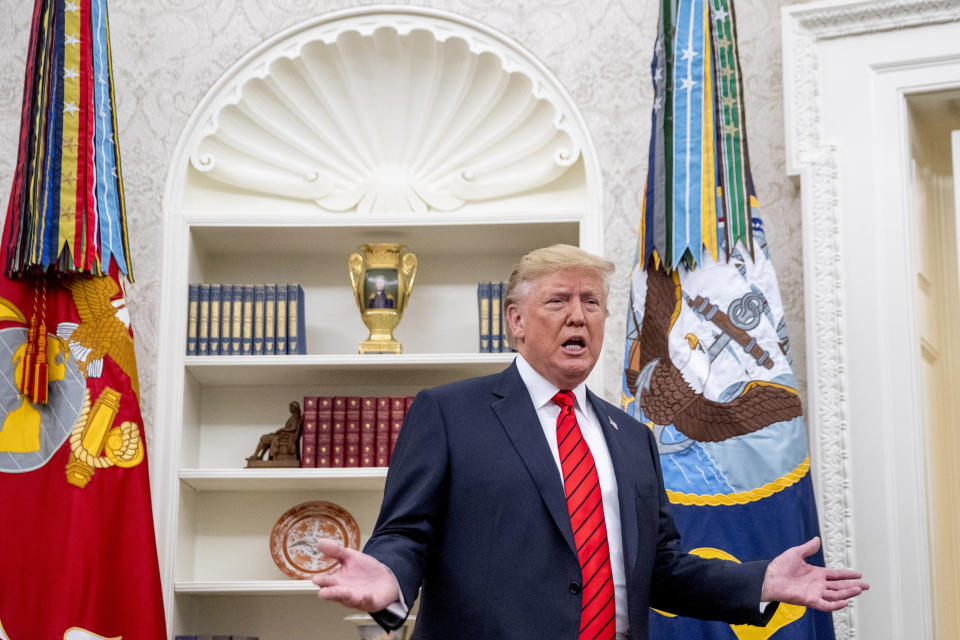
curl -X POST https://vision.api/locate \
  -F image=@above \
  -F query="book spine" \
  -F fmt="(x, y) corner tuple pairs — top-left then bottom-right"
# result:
(219, 284), (233, 357)
(186, 283), (198, 355)
(331, 396), (346, 468)
(478, 281), (491, 353)
(490, 281), (502, 353)
(264, 284), (276, 355)
(301, 396), (318, 468)
(287, 284), (299, 356)
(198, 284), (210, 355)
(345, 396), (361, 467)
(360, 397), (376, 467)
(241, 284), (254, 355)
(389, 397), (406, 463)
(276, 283), (288, 355)
(297, 284), (306, 354)
(500, 280), (511, 352)
(209, 284), (221, 355)
(375, 396), (390, 467)
(230, 285), (243, 355)
(317, 396), (333, 468)
(253, 284), (265, 355)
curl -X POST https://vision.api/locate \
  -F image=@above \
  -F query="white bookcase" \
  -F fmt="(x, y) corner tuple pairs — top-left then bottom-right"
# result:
(154, 7), (602, 639)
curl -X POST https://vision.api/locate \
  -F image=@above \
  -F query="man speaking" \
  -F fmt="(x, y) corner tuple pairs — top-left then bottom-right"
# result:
(315, 245), (867, 639)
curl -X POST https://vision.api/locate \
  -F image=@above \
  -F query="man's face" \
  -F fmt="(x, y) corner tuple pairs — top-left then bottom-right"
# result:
(375, 275), (386, 292)
(507, 268), (605, 390)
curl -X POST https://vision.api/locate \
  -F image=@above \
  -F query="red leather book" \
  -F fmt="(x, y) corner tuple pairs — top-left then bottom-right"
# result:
(300, 396), (318, 468)
(389, 396), (406, 463)
(316, 396), (333, 468)
(345, 396), (361, 468)
(331, 396), (346, 468)
(360, 397), (377, 467)
(404, 396), (414, 414)
(375, 396), (391, 467)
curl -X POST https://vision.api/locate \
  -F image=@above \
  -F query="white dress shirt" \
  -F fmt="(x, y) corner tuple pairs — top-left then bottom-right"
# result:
(515, 354), (629, 637)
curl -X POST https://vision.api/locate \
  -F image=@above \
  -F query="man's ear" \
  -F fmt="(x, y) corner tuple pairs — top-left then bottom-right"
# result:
(507, 304), (524, 342)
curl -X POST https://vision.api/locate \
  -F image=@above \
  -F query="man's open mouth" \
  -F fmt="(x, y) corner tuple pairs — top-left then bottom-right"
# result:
(562, 337), (586, 353)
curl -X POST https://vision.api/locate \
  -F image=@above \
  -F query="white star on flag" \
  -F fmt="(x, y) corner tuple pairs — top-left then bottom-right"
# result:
(63, 67), (78, 80)
(63, 102), (79, 116)
(679, 76), (696, 91)
(713, 7), (729, 21)
(680, 46), (697, 61)
(65, 0), (79, 12)
(64, 33), (79, 47)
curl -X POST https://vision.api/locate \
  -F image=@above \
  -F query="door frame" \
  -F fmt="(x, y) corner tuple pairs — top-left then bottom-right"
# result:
(782, 1), (960, 637)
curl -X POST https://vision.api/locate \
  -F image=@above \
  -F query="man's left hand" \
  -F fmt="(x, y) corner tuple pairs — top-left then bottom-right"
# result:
(761, 537), (869, 611)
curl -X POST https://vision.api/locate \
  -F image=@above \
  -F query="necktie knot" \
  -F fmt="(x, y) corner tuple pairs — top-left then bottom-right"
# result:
(552, 390), (575, 411)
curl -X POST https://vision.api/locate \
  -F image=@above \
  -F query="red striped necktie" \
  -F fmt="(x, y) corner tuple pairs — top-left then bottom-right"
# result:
(552, 390), (615, 640)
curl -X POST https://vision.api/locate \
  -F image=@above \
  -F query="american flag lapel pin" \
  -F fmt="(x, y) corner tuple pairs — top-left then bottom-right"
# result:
(608, 416), (619, 431)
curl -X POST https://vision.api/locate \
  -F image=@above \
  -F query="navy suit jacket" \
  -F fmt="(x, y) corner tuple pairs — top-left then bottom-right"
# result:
(365, 362), (774, 639)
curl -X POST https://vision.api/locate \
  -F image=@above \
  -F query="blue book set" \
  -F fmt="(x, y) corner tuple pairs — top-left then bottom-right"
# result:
(186, 283), (305, 356)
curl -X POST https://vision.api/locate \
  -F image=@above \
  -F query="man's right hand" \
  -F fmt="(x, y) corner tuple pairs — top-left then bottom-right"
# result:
(313, 539), (402, 612)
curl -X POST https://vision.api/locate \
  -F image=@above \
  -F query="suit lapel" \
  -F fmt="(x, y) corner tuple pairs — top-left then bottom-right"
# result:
(491, 363), (577, 557)
(587, 389), (640, 584)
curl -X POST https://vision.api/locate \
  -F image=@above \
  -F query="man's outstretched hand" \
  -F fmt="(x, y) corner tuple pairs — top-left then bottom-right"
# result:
(313, 539), (400, 612)
(761, 537), (869, 611)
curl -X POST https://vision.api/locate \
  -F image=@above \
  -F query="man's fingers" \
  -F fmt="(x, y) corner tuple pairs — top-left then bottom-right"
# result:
(796, 536), (821, 558)
(816, 598), (850, 612)
(312, 572), (342, 588)
(824, 568), (864, 581)
(822, 586), (863, 602)
(316, 584), (360, 605)
(316, 538), (349, 560)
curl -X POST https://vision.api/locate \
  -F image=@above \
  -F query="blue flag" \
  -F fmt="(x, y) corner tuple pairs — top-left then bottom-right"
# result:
(622, 218), (835, 639)
(626, 3), (834, 634)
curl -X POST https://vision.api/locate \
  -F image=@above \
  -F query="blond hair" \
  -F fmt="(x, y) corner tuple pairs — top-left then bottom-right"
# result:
(503, 244), (615, 347)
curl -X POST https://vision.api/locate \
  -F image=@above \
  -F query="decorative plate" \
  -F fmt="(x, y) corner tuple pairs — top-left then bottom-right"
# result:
(269, 500), (360, 580)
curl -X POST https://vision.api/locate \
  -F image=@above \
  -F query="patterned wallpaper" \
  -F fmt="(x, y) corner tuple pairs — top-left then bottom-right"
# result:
(0, 0), (807, 444)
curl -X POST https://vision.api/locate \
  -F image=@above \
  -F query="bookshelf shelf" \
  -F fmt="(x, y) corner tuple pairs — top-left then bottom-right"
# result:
(175, 580), (318, 596)
(184, 352), (515, 386)
(180, 467), (388, 492)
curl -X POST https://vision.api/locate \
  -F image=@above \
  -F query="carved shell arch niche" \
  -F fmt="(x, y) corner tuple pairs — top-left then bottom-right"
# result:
(171, 6), (601, 228)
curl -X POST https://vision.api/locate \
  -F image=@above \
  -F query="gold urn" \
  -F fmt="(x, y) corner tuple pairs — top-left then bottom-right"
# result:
(348, 243), (418, 354)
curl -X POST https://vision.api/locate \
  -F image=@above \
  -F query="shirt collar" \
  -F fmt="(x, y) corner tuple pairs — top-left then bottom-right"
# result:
(515, 354), (590, 413)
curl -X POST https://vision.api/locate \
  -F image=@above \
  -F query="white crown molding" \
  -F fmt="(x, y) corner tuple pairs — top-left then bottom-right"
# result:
(790, 0), (960, 40)
(782, 2), (960, 637)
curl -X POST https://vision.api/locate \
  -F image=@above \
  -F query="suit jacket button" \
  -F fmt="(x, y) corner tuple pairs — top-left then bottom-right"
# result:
(569, 582), (582, 594)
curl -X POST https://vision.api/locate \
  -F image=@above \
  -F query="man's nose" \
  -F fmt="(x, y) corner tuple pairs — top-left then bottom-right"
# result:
(566, 300), (586, 325)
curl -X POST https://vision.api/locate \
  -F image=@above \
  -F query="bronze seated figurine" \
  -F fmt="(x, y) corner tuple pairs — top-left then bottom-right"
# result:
(247, 400), (302, 468)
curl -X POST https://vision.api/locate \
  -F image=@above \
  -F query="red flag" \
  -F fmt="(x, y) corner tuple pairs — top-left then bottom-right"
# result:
(0, 269), (166, 639)
(1, 0), (165, 634)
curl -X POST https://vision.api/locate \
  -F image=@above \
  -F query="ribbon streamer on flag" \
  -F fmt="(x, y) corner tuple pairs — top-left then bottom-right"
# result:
(5, 0), (132, 280)
(5, 0), (132, 405)
(642, 0), (754, 270)
(624, 2), (836, 639)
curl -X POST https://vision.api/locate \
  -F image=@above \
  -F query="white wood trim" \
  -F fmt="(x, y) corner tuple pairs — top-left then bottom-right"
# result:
(782, 2), (960, 637)
(180, 467), (388, 492)
(175, 580), (318, 595)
